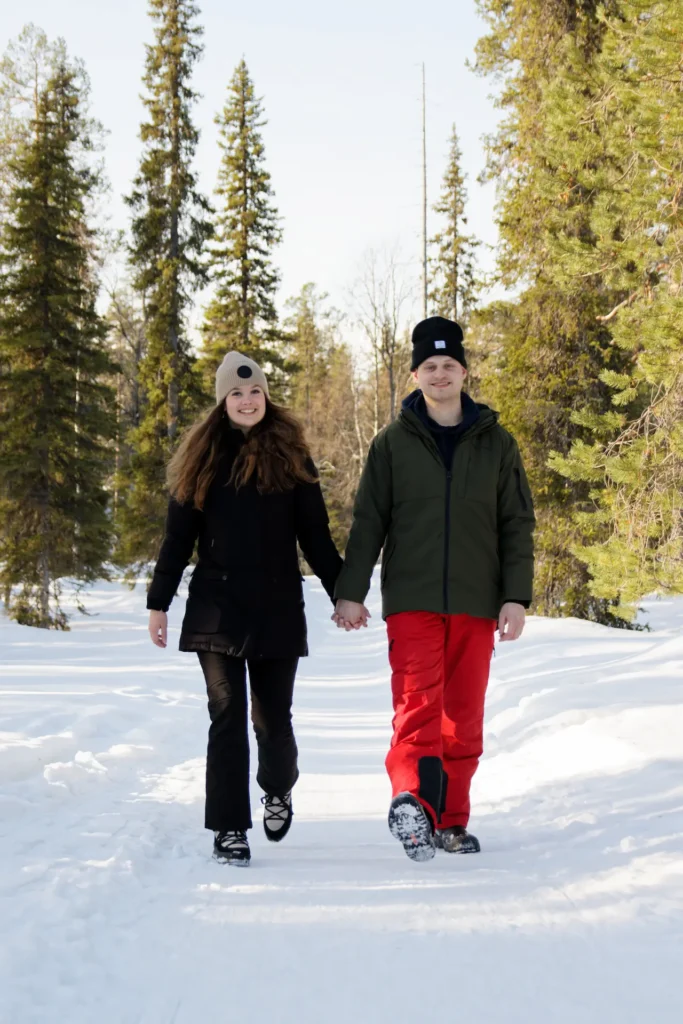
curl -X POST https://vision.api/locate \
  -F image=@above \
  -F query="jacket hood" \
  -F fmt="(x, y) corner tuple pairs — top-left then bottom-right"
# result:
(399, 389), (498, 439)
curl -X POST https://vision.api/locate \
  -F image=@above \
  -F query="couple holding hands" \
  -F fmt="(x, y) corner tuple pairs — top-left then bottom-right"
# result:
(147, 316), (535, 865)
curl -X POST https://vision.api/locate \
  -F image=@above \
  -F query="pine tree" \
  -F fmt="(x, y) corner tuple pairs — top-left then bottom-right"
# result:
(117, 0), (213, 570)
(473, 0), (634, 624)
(0, 60), (115, 628)
(548, 0), (683, 617)
(429, 126), (479, 323)
(200, 60), (283, 391)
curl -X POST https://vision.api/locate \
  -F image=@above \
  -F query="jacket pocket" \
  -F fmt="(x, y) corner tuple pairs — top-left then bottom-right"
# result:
(269, 574), (305, 605)
(182, 592), (222, 633)
(381, 539), (396, 583)
(456, 440), (496, 503)
(514, 467), (529, 511)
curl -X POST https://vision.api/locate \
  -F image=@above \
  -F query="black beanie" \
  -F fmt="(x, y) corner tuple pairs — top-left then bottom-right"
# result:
(410, 316), (466, 371)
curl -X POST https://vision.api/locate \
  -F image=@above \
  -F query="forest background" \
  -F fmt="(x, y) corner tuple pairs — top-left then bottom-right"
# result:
(0, 0), (681, 630)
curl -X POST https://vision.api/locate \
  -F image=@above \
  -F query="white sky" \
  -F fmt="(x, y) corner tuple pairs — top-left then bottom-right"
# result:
(3, 0), (503, 328)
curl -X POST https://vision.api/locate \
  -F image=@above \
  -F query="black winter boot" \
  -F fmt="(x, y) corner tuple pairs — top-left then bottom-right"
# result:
(434, 826), (481, 854)
(388, 793), (436, 862)
(262, 792), (293, 843)
(213, 830), (251, 865)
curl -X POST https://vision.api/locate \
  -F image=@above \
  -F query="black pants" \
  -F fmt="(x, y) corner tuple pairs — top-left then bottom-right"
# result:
(197, 651), (300, 832)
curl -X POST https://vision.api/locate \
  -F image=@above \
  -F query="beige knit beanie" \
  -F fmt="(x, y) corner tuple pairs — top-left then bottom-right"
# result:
(215, 351), (270, 404)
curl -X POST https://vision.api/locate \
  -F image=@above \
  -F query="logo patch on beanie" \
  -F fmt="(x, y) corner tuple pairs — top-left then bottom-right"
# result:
(434, 340), (446, 349)
(237, 365), (253, 379)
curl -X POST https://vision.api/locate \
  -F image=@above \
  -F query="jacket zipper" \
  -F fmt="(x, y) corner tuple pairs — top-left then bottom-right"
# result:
(404, 409), (483, 617)
(443, 468), (452, 614)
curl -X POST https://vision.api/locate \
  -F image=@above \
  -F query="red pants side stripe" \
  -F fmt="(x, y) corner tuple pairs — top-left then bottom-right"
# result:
(385, 611), (495, 829)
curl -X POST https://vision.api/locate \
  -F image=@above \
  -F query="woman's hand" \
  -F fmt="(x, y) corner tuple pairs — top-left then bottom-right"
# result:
(148, 610), (168, 648)
(332, 600), (371, 631)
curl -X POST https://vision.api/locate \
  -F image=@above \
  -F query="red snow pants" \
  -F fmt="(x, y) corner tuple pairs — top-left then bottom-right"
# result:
(385, 611), (496, 829)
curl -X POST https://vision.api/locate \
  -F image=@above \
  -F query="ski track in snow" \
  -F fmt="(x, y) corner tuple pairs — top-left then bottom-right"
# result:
(1, 576), (683, 1023)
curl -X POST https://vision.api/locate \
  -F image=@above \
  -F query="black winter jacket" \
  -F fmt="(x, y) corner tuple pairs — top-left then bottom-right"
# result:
(334, 392), (535, 620)
(147, 429), (343, 658)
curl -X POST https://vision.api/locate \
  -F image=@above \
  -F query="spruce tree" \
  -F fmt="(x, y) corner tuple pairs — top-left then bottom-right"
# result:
(474, 0), (633, 623)
(200, 60), (283, 391)
(105, 284), (147, 519)
(283, 286), (359, 550)
(0, 61), (115, 628)
(305, 342), (362, 551)
(117, 0), (213, 570)
(0, 26), (68, 219)
(285, 283), (339, 427)
(0, 26), (69, 587)
(429, 126), (479, 323)
(548, 0), (683, 616)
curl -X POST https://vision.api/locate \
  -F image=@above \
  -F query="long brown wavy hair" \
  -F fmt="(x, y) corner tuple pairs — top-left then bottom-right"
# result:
(167, 398), (318, 509)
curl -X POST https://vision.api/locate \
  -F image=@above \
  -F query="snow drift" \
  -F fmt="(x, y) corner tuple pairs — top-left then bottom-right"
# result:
(1, 575), (682, 1023)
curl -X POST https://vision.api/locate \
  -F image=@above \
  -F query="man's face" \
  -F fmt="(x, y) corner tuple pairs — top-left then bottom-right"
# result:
(413, 355), (467, 401)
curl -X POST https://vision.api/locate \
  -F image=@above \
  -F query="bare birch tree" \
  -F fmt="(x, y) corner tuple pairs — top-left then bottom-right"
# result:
(351, 248), (414, 427)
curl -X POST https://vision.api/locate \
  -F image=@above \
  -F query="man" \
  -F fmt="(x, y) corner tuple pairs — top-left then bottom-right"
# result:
(333, 316), (535, 862)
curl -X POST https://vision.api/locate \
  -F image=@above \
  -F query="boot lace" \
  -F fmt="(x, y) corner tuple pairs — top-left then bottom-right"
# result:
(215, 830), (248, 851)
(261, 793), (291, 823)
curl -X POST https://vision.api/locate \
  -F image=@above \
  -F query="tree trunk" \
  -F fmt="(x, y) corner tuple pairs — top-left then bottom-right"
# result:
(114, 373), (122, 516)
(373, 348), (380, 437)
(38, 253), (51, 627)
(452, 222), (459, 320)
(351, 374), (366, 483)
(168, 210), (180, 440)
(389, 362), (396, 422)
(37, 473), (50, 628)
(38, 535), (50, 628)
(168, 57), (181, 441)
(241, 77), (250, 351)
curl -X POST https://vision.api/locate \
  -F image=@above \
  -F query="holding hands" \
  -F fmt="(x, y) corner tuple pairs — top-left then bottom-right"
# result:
(332, 599), (371, 631)
(333, 600), (525, 640)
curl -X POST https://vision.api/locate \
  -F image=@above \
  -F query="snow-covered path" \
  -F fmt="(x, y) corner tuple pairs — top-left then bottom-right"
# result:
(2, 578), (683, 1023)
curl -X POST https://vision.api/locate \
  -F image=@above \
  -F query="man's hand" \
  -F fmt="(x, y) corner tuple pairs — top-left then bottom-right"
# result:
(148, 610), (168, 648)
(498, 602), (525, 642)
(332, 600), (371, 631)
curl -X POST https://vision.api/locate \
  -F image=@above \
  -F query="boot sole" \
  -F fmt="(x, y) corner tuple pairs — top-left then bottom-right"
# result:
(213, 855), (251, 866)
(213, 850), (251, 866)
(264, 824), (291, 843)
(435, 829), (481, 854)
(388, 794), (436, 862)
(441, 838), (480, 854)
(264, 814), (293, 844)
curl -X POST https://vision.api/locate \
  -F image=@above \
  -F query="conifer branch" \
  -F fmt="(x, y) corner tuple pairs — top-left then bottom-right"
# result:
(596, 290), (641, 323)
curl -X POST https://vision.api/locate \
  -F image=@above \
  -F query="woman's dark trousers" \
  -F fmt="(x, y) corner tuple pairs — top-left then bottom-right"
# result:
(197, 651), (300, 832)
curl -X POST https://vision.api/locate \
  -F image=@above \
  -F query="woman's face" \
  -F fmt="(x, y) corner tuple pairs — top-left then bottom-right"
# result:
(225, 385), (267, 430)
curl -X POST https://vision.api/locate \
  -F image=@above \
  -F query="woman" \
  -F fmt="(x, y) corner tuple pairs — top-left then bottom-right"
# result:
(147, 352), (343, 866)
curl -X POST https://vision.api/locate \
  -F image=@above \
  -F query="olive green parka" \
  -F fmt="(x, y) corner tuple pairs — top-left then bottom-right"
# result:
(334, 395), (535, 620)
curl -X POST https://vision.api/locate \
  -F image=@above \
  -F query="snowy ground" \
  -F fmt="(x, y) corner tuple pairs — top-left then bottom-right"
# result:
(1, 575), (683, 1024)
